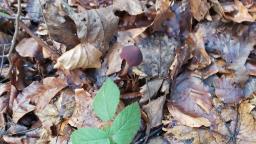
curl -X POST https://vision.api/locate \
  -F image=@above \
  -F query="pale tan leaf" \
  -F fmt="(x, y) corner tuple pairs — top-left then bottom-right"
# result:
(54, 43), (102, 70)
(237, 100), (256, 143)
(140, 79), (163, 103)
(69, 88), (101, 128)
(168, 105), (211, 127)
(143, 96), (166, 128)
(113, 0), (143, 15)
(224, 0), (255, 23)
(106, 43), (123, 75)
(15, 38), (42, 58)
(189, 0), (210, 21)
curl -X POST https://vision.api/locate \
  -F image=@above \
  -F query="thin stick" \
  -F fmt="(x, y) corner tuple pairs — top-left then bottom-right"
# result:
(7, 0), (21, 78)
(0, 44), (6, 76)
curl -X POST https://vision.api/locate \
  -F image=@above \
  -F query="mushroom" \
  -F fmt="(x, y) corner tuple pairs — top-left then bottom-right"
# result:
(120, 45), (143, 76)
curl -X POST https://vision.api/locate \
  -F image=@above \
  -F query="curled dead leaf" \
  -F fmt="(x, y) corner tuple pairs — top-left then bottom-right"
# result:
(54, 43), (102, 70)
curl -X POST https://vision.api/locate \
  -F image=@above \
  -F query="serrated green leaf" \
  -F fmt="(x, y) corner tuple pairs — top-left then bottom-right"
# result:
(93, 78), (120, 121)
(71, 128), (110, 144)
(110, 102), (141, 144)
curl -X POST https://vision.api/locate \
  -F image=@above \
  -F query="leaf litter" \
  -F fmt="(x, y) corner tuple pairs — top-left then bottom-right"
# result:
(0, 0), (256, 143)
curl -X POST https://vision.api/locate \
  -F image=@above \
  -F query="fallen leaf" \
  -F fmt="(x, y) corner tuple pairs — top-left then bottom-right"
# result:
(143, 96), (166, 128)
(70, 6), (118, 52)
(45, 3), (80, 48)
(59, 89), (76, 119)
(167, 105), (211, 127)
(15, 38), (42, 58)
(150, 0), (173, 31)
(54, 43), (102, 70)
(113, 0), (143, 15)
(140, 78), (163, 103)
(237, 100), (256, 143)
(169, 72), (213, 118)
(137, 33), (177, 77)
(69, 88), (101, 128)
(224, 0), (255, 23)
(244, 77), (256, 97)
(26, 0), (43, 22)
(31, 77), (67, 111)
(189, 0), (210, 21)
(213, 76), (244, 104)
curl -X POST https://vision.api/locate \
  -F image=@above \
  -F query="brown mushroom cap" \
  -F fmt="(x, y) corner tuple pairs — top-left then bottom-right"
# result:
(120, 45), (143, 67)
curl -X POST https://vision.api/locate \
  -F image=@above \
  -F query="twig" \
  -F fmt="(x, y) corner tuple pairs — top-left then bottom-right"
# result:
(7, 0), (21, 78)
(2, 0), (60, 59)
(0, 44), (7, 76)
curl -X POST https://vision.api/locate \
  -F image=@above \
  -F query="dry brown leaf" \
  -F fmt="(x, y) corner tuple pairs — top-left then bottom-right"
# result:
(187, 28), (211, 70)
(143, 96), (166, 128)
(45, 3), (80, 48)
(189, 0), (210, 21)
(170, 73), (213, 117)
(237, 100), (256, 143)
(31, 77), (67, 111)
(113, 0), (143, 15)
(150, 0), (173, 31)
(36, 103), (60, 129)
(140, 79), (163, 103)
(167, 105), (211, 127)
(15, 38), (42, 58)
(106, 43), (123, 75)
(213, 76), (244, 104)
(0, 82), (10, 96)
(54, 43), (102, 70)
(69, 88), (101, 128)
(12, 82), (39, 123)
(70, 6), (118, 52)
(59, 88), (75, 119)
(164, 125), (227, 144)
(224, 0), (255, 23)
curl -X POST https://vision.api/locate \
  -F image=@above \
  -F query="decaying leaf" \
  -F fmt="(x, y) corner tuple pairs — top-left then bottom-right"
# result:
(189, 0), (210, 21)
(137, 33), (177, 77)
(15, 38), (42, 58)
(150, 0), (173, 31)
(167, 104), (211, 127)
(113, 0), (143, 15)
(140, 78), (163, 103)
(44, 3), (80, 48)
(143, 96), (166, 128)
(31, 77), (67, 111)
(69, 6), (118, 53)
(12, 77), (66, 123)
(54, 43), (102, 70)
(224, 0), (255, 23)
(237, 100), (256, 143)
(168, 72), (214, 127)
(69, 88), (101, 128)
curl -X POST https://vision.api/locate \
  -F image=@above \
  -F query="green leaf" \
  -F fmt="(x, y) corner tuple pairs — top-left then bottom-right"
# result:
(110, 102), (141, 144)
(71, 128), (110, 144)
(93, 78), (120, 121)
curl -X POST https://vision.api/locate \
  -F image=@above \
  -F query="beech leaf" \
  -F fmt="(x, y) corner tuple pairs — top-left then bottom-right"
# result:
(54, 43), (102, 70)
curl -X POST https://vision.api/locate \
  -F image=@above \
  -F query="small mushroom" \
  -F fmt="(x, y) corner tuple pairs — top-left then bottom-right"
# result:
(120, 45), (143, 76)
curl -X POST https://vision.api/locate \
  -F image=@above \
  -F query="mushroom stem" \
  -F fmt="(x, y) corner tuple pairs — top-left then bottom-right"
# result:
(120, 62), (129, 76)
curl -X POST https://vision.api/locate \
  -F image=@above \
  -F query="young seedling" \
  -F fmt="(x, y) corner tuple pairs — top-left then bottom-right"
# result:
(71, 78), (141, 144)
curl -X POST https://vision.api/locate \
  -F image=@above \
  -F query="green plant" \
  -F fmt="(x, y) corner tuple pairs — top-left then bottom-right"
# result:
(71, 79), (141, 144)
